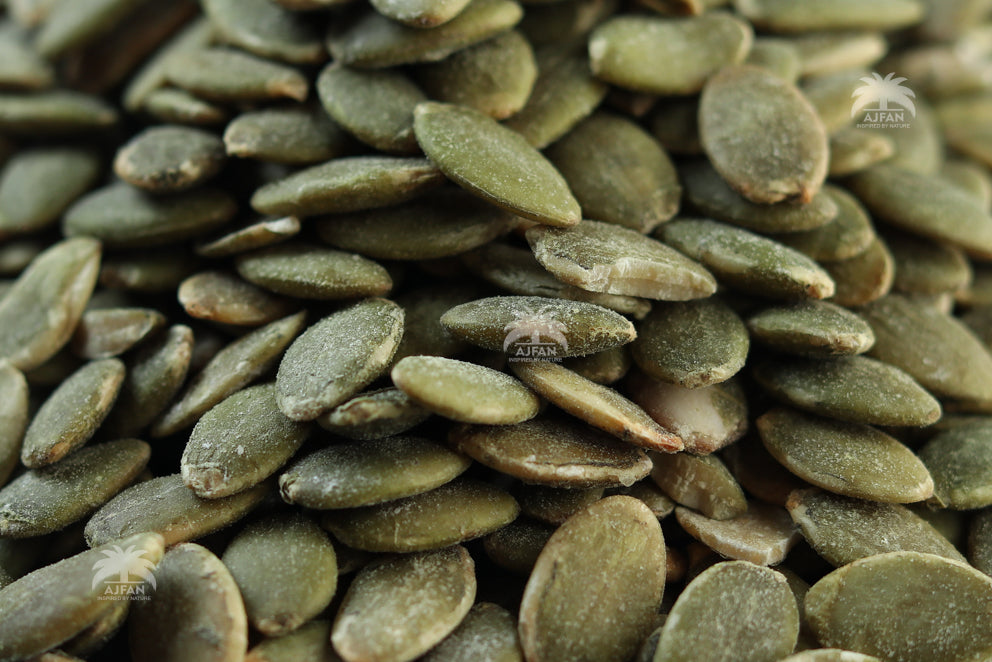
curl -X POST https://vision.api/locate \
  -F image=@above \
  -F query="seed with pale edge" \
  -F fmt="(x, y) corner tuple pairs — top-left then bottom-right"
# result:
(822, 237), (894, 307)
(650, 451), (747, 520)
(178, 272), (295, 326)
(203, 0), (324, 64)
(235, 243), (392, 300)
(113, 125), (226, 193)
(424, 602), (522, 662)
(70, 307), (166, 359)
(165, 47), (308, 103)
(222, 108), (350, 166)
(517, 485), (605, 526)
(0, 148), (101, 236)
(0, 361), (28, 487)
(317, 387), (431, 441)
(675, 503), (800, 565)
(735, 0), (925, 33)
(196, 216), (301, 259)
(371, 0), (472, 27)
(746, 300), (875, 358)
(918, 420), (992, 510)
(483, 518), (554, 576)
(243, 620), (337, 662)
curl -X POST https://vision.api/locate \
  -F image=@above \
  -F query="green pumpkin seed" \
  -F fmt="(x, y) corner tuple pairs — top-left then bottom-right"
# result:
(424, 602), (523, 662)
(793, 34), (887, 78)
(250, 156), (443, 218)
(62, 591), (129, 658)
(0, 90), (117, 135)
(33, 0), (140, 59)
(178, 272), (295, 326)
(588, 13), (752, 95)
(520, 496), (666, 662)
(653, 561), (798, 662)
(0, 532), (164, 662)
(758, 407), (933, 503)
(517, 485), (605, 525)
(100, 249), (200, 293)
(166, 47), (308, 103)
(326, 0), (523, 67)
(276, 298), (403, 421)
(650, 452), (747, 520)
(546, 111), (680, 233)
(0, 21), (54, 90)
(392, 283), (480, 361)
(821, 237), (894, 307)
(938, 94), (992, 169)
(805, 552), (992, 662)
(627, 371), (747, 454)
(113, 125), (225, 193)
(483, 517), (554, 575)
(392, 355), (539, 425)
(0, 361), (27, 487)
(868, 101), (944, 175)
(182, 383), (310, 499)
(280, 435), (470, 509)
(722, 435), (809, 507)
(130, 542), (247, 662)
(84, 474), (269, 547)
(786, 489), (967, 567)
(0, 237), (100, 371)
(332, 546), (475, 662)
(223, 107), (350, 166)
(735, 0), (924, 32)
(203, 0), (323, 64)
(801, 70), (865, 135)
(235, 243), (392, 300)
(745, 300), (875, 357)
(197, 217), (300, 259)
(222, 514), (336, 636)
(316, 387), (431, 440)
(414, 101), (581, 227)
(416, 30), (536, 120)
(970, 508), (992, 575)
(244, 620), (338, 662)
(829, 128), (895, 177)
(316, 63), (425, 155)
(610, 479), (677, 519)
(121, 16), (214, 112)
(0, 148), (101, 236)
(942, 158), (992, 209)
(21, 358), (124, 468)
(518, 0), (617, 46)
(316, 189), (514, 260)
(511, 359), (683, 451)
(675, 502), (801, 565)
(700, 65), (828, 204)
(371, 0), (472, 26)
(142, 87), (227, 125)
(752, 355), (941, 427)
(450, 414), (652, 487)
(562, 344), (632, 383)
(918, 420), (992, 510)
(323, 477), (518, 552)
(0, 439), (150, 537)
(70, 307), (166, 359)
(648, 97), (701, 155)
(775, 186), (875, 263)
(745, 37), (801, 82)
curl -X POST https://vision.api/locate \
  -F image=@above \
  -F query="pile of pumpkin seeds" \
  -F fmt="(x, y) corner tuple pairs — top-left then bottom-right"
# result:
(2, 0), (992, 660)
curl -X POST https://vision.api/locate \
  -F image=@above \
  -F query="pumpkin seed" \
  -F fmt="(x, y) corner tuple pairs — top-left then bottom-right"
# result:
(821, 237), (894, 307)
(450, 414), (652, 487)
(562, 344), (632, 383)
(722, 435), (809, 507)
(331, 546), (475, 662)
(0, 90), (117, 135)
(746, 300), (874, 358)
(244, 620), (339, 662)
(648, 97), (701, 155)
(745, 37), (801, 82)
(113, 125), (225, 193)
(0, 148), (101, 237)
(517, 485), (605, 525)
(21, 358), (124, 468)
(805, 552), (992, 662)
(317, 387), (431, 440)
(424, 602), (523, 662)
(520, 496), (666, 662)
(100, 249), (200, 294)
(280, 435), (470, 509)
(518, 0), (617, 46)
(829, 128), (895, 177)
(735, 0), (924, 33)
(775, 186), (875, 263)
(84, 474), (269, 547)
(166, 47), (308, 103)
(130, 542), (247, 662)
(675, 502), (801, 565)
(223, 107), (350, 166)
(178, 272), (295, 326)
(414, 101), (581, 227)
(196, 217), (300, 258)
(0, 361), (27, 488)
(942, 158), (992, 209)
(869, 101), (944, 175)
(794, 34), (887, 78)
(392, 283), (480, 361)
(70, 307), (166, 359)
(276, 298), (403, 421)
(203, 0), (324, 64)
(786, 488), (967, 567)
(918, 419), (992, 509)
(0, 20), (54, 90)
(801, 70), (865, 136)
(33, 0), (141, 60)
(61, 593), (129, 658)
(235, 243), (392, 300)
(142, 87), (227, 125)
(483, 517), (554, 575)
(371, 0), (472, 27)
(610, 479), (677, 519)
(650, 452), (747, 520)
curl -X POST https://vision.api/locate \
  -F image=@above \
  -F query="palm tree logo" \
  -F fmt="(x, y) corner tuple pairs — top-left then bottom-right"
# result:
(503, 306), (569, 356)
(851, 72), (916, 118)
(91, 544), (158, 590)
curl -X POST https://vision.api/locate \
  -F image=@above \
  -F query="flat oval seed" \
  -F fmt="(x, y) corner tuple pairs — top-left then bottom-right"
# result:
(889, 232), (972, 295)
(745, 37), (801, 82)
(33, 0), (140, 59)
(546, 112), (680, 233)
(203, 0), (323, 64)
(681, 160), (837, 233)
(414, 101), (579, 227)
(276, 298), (404, 421)
(392, 283), (481, 361)
(632, 299), (749, 389)
(279, 435), (470, 509)
(178, 272), (295, 326)
(317, 387), (430, 440)
(511, 360), (683, 451)
(21, 358), (124, 468)
(805, 552), (992, 662)
(113, 125), (225, 193)
(332, 546), (475, 662)
(659, 218), (835, 300)
(650, 452), (747, 520)
(316, 63), (424, 155)
(588, 13), (752, 95)
(222, 107), (350, 166)
(653, 561), (798, 662)
(758, 408), (933, 503)
(0, 361), (28, 487)
(321, 478), (519, 552)
(0, 237), (100, 371)
(520, 496), (666, 662)
(144, 89), (226, 124)
(222, 514), (336, 636)
(440, 296), (636, 358)
(326, 0), (523, 67)
(527, 220), (717, 300)
(675, 503), (801, 565)
(0, 532), (164, 662)
(752, 355), (941, 427)
(424, 602), (522, 662)
(786, 489), (967, 567)
(64, 183), (236, 248)
(829, 129), (895, 178)
(182, 383), (311, 499)
(700, 65), (828, 204)
(563, 345), (632, 384)
(235, 243), (392, 300)
(371, 0), (472, 26)
(130, 543), (247, 662)
(449, 415), (652, 487)
(822, 237), (894, 307)
(736, 0), (925, 33)
(250, 156), (443, 218)
(775, 186), (875, 263)
(152, 312), (306, 437)
(0, 439), (149, 538)
(0, 148), (102, 236)
(70, 307), (166, 359)
(243, 620), (337, 662)
(392, 355), (539, 425)
(0, 91), (117, 135)
(484, 517), (554, 575)
(316, 189), (514, 260)
(197, 216), (301, 258)
(165, 47), (308, 103)
(0, 22), (54, 90)
(84, 474), (269, 547)
(746, 300), (874, 358)
(918, 420), (992, 510)
(517, 485), (605, 526)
